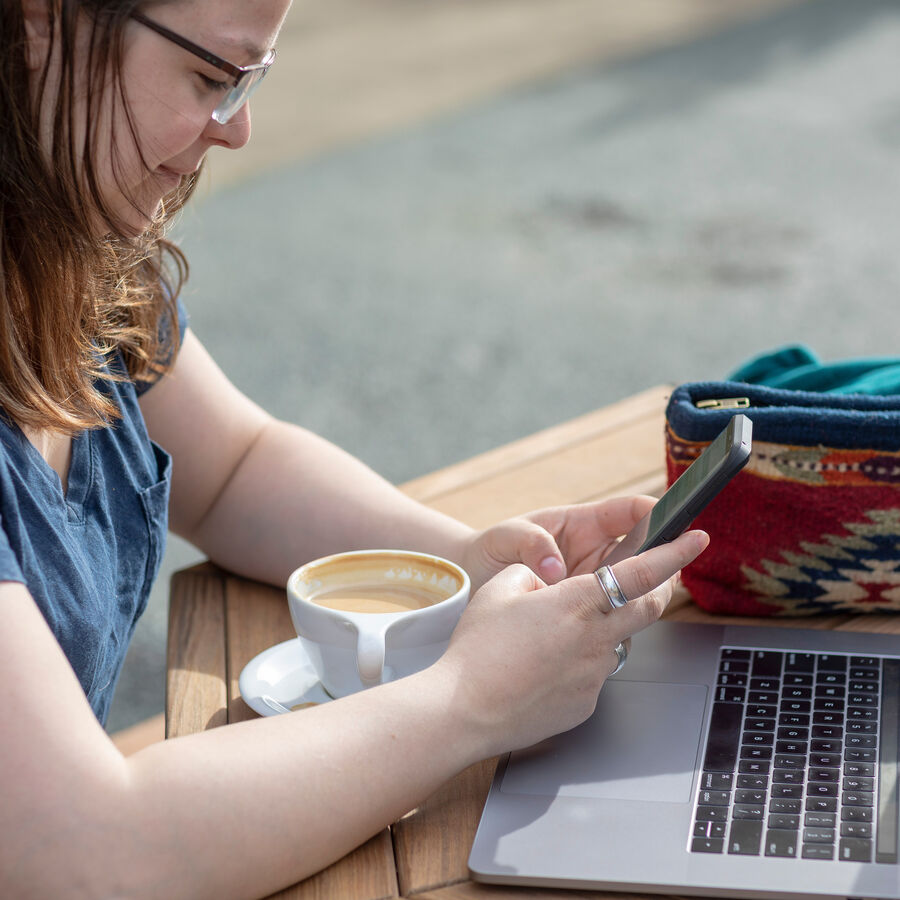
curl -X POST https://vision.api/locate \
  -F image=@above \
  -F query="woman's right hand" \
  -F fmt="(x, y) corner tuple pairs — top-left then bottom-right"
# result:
(434, 529), (709, 758)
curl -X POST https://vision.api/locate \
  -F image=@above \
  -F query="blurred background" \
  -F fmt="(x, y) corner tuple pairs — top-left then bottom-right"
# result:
(108, 0), (900, 736)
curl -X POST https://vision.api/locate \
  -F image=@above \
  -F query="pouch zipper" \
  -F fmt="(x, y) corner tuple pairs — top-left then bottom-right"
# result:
(695, 397), (751, 410)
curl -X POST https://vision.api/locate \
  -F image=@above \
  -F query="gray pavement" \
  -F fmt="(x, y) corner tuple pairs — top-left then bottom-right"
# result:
(107, 0), (900, 732)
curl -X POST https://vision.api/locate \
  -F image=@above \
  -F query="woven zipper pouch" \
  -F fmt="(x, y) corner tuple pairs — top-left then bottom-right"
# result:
(666, 381), (900, 616)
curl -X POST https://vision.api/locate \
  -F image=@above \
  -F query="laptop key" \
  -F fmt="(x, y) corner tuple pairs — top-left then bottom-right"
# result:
(807, 782), (838, 798)
(844, 762), (876, 778)
(746, 718), (776, 732)
(775, 740), (809, 756)
(847, 721), (877, 734)
(842, 791), (874, 807)
(839, 837), (873, 862)
(771, 783), (803, 799)
(845, 734), (876, 749)
(806, 797), (838, 813)
(810, 753), (841, 767)
(817, 655), (848, 672)
(849, 656), (878, 668)
(785, 653), (815, 672)
(768, 814), (800, 830)
(733, 805), (765, 821)
(805, 812), (836, 827)
(765, 829), (798, 858)
(771, 798), (802, 814)
(802, 843), (835, 860)
(717, 687), (746, 704)
(691, 837), (724, 854)
(700, 772), (733, 791)
(841, 822), (872, 839)
(740, 746), (773, 761)
(703, 703), (743, 772)
(734, 789), (766, 805)
(699, 790), (730, 806)
(696, 806), (728, 822)
(843, 776), (875, 792)
(803, 827), (835, 844)
(737, 774), (768, 789)
(728, 819), (763, 856)
(779, 712), (809, 727)
(844, 748), (876, 762)
(772, 769), (804, 785)
(808, 768), (840, 783)
(752, 651), (783, 677)
(812, 724), (843, 739)
(841, 807), (873, 823)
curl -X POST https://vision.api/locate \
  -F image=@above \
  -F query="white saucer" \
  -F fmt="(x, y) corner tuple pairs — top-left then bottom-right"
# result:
(239, 638), (333, 716)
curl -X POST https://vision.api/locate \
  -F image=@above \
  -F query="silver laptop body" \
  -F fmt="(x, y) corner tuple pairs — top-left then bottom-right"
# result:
(469, 621), (900, 899)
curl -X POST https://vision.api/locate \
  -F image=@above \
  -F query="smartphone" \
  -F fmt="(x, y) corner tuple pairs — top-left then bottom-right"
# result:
(602, 413), (752, 566)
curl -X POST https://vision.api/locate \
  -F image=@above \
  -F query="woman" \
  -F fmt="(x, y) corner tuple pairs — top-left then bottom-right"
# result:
(0, 1), (708, 896)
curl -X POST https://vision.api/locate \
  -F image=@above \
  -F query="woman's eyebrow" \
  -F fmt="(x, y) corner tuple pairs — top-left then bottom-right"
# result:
(218, 36), (273, 65)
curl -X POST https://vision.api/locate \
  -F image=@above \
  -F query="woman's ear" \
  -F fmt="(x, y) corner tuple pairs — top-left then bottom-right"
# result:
(22, 0), (52, 71)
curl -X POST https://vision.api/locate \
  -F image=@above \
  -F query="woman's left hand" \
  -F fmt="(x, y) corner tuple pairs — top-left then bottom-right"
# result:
(459, 496), (657, 591)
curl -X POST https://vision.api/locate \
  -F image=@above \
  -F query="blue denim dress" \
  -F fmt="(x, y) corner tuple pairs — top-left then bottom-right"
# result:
(0, 316), (183, 724)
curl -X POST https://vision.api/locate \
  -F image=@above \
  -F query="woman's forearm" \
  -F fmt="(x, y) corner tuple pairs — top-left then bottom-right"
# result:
(119, 667), (479, 900)
(182, 418), (474, 585)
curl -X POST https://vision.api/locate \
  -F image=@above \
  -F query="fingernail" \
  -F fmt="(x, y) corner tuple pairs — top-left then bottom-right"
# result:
(539, 556), (565, 581)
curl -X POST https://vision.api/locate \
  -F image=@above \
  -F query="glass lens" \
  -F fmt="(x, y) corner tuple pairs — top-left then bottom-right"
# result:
(211, 60), (272, 124)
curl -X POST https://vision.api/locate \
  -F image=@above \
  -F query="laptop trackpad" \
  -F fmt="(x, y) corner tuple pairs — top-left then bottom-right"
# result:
(500, 680), (708, 803)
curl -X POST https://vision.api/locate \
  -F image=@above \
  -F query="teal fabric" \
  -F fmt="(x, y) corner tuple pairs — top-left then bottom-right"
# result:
(728, 345), (900, 395)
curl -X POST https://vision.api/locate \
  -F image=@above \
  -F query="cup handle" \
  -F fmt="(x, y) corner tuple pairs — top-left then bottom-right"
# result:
(356, 624), (389, 686)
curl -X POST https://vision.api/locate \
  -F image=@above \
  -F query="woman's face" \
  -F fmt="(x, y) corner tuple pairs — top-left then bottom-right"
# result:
(33, 0), (291, 235)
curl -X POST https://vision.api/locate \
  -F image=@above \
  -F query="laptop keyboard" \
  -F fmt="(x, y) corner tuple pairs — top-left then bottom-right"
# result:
(691, 648), (899, 863)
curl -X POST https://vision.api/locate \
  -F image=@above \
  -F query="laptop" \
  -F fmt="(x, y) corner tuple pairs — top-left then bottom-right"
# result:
(469, 620), (900, 899)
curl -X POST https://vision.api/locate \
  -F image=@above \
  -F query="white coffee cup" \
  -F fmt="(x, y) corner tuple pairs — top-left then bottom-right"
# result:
(287, 550), (470, 698)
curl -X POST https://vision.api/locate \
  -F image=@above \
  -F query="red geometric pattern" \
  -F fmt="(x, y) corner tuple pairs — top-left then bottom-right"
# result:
(666, 426), (900, 616)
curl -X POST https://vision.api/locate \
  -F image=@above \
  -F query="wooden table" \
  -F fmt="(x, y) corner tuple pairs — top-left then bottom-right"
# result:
(166, 385), (900, 900)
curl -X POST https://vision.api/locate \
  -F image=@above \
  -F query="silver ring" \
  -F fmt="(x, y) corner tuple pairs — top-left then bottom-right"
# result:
(595, 565), (629, 609)
(612, 641), (628, 675)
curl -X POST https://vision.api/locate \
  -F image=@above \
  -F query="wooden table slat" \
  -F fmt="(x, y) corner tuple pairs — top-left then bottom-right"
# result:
(224, 575), (294, 725)
(393, 758), (497, 896)
(263, 831), (398, 900)
(166, 563), (228, 738)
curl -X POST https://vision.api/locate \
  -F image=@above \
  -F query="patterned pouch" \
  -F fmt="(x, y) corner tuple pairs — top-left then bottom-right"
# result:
(666, 365), (900, 616)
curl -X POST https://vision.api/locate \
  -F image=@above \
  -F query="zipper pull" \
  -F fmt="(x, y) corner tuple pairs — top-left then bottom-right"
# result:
(695, 397), (750, 410)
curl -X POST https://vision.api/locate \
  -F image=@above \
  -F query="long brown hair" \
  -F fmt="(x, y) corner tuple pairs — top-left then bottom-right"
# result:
(0, 0), (196, 432)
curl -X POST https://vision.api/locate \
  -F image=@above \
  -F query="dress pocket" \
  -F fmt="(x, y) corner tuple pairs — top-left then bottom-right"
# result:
(136, 440), (172, 621)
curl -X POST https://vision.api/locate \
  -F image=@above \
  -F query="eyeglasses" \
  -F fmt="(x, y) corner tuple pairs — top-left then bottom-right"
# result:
(130, 11), (276, 124)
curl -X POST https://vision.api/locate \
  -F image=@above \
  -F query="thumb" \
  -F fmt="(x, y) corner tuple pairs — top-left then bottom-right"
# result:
(485, 519), (567, 585)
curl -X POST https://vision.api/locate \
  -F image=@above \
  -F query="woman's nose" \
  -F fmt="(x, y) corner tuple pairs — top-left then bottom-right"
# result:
(203, 102), (252, 150)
